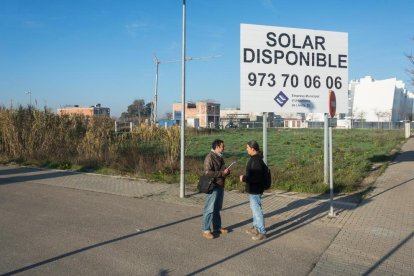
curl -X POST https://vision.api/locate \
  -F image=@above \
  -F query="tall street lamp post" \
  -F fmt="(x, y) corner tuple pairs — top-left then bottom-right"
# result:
(180, 0), (186, 198)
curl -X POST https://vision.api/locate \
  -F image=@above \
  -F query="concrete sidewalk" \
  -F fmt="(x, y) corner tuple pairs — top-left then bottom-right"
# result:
(1, 138), (413, 274)
(310, 138), (414, 275)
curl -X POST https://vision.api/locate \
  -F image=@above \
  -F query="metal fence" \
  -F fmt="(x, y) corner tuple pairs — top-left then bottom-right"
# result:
(307, 121), (411, 129)
(349, 121), (406, 129)
(234, 120), (414, 130)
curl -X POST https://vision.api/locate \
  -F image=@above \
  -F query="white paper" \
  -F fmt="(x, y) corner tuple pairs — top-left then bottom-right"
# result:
(227, 161), (237, 169)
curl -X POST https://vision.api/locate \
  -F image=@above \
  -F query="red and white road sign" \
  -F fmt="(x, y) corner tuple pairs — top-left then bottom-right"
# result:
(328, 90), (336, 118)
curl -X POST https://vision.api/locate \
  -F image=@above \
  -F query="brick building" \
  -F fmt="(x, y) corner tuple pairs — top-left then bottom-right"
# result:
(57, 104), (110, 117)
(172, 101), (219, 128)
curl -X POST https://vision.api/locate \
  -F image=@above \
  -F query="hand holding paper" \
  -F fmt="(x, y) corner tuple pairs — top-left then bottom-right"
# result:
(227, 161), (237, 169)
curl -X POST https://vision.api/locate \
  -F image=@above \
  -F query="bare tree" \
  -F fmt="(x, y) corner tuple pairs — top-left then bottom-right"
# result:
(357, 111), (366, 128)
(374, 109), (381, 128)
(382, 111), (392, 129)
(349, 107), (357, 129)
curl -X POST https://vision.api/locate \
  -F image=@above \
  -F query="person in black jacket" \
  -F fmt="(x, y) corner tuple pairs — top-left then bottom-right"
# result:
(202, 139), (230, 240)
(239, 140), (267, 240)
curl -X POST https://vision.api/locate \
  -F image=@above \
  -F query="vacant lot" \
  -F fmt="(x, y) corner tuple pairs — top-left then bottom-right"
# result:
(185, 128), (405, 193)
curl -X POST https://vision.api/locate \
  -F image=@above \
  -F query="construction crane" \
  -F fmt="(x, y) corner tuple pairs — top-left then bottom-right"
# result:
(151, 54), (221, 125)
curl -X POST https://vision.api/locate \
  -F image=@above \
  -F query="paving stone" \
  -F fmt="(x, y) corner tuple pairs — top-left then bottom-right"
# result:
(310, 138), (414, 275)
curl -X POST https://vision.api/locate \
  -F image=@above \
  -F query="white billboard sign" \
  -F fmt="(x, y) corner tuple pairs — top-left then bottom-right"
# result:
(240, 24), (348, 114)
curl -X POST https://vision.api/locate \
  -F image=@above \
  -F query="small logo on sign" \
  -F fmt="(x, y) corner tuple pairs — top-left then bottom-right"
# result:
(274, 91), (289, 107)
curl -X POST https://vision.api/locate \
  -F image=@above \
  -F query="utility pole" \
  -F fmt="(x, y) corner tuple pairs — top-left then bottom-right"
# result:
(151, 54), (221, 125)
(25, 90), (32, 107)
(152, 56), (160, 125)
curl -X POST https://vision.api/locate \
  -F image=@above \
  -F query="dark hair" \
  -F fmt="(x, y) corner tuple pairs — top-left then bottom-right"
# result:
(247, 140), (260, 151)
(212, 139), (224, 150)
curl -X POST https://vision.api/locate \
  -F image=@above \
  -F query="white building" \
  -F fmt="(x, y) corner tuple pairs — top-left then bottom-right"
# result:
(221, 77), (412, 128)
(350, 76), (413, 122)
(220, 108), (275, 127)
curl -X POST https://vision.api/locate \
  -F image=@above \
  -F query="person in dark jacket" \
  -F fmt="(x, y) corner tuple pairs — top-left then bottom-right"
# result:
(202, 139), (230, 240)
(239, 140), (267, 240)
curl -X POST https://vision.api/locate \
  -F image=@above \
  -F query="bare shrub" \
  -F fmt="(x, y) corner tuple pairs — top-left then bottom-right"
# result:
(0, 106), (181, 175)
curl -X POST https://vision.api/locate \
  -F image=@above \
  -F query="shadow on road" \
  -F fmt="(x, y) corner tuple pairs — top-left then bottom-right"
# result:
(362, 231), (414, 276)
(1, 196), (252, 275)
(361, 177), (414, 205)
(389, 150), (414, 163)
(0, 167), (43, 176)
(0, 171), (75, 186)
(2, 212), (202, 275)
(227, 192), (358, 233)
(187, 193), (358, 275)
(0, 167), (75, 186)
(187, 204), (326, 275)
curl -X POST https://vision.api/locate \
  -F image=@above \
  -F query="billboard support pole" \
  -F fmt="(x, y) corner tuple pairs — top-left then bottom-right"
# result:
(328, 90), (337, 218)
(324, 113), (328, 184)
(263, 112), (268, 164)
(328, 124), (336, 217)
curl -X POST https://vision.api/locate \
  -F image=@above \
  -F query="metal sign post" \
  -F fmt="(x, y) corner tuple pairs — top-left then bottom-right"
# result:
(328, 124), (336, 217)
(263, 112), (268, 164)
(328, 90), (337, 218)
(324, 113), (328, 184)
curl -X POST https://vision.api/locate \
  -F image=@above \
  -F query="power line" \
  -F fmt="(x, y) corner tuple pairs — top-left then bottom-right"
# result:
(150, 54), (221, 125)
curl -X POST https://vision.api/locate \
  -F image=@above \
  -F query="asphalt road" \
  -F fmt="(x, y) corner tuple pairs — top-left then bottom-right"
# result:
(0, 181), (340, 275)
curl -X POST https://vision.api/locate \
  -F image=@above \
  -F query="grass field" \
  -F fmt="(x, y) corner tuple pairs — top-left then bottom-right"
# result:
(185, 128), (405, 194)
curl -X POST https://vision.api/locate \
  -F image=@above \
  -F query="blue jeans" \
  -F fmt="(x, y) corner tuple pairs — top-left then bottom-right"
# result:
(249, 194), (266, 234)
(202, 186), (224, 232)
